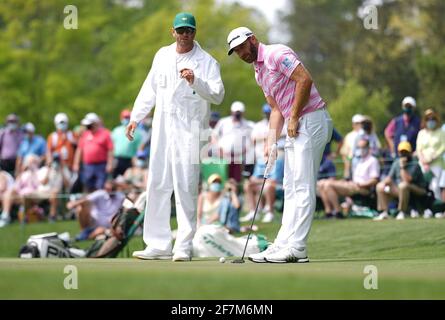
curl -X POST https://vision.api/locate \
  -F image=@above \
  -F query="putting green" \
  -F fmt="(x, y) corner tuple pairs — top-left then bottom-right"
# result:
(1, 218), (445, 299)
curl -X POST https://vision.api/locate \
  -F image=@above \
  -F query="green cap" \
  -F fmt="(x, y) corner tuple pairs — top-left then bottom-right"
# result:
(173, 12), (196, 29)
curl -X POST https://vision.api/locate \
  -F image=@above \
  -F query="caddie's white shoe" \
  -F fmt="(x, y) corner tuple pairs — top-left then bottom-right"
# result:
(410, 209), (419, 218)
(132, 248), (172, 260)
(264, 247), (309, 263)
(172, 252), (192, 262)
(248, 243), (281, 263)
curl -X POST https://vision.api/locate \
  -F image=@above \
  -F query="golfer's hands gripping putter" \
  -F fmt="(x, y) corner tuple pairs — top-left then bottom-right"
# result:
(264, 143), (278, 178)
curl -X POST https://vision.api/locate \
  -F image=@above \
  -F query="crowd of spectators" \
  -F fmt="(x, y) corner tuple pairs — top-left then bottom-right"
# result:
(1, 95), (444, 239)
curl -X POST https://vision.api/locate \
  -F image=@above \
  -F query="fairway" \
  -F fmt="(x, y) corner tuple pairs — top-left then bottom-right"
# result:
(1, 218), (445, 299)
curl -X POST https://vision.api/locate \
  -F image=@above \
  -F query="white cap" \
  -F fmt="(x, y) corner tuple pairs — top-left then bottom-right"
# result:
(231, 101), (245, 113)
(24, 122), (35, 133)
(227, 27), (254, 55)
(402, 96), (416, 108)
(352, 114), (365, 123)
(54, 113), (69, 125)
(81, 112), (100, 126)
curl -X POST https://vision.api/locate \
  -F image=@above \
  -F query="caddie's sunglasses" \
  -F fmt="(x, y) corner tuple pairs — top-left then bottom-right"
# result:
(175, 27), (195, 35)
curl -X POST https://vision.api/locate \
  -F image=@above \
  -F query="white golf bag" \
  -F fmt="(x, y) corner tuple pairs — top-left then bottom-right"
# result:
(192, 224), (269, 258)
(19, 232), (86, 258)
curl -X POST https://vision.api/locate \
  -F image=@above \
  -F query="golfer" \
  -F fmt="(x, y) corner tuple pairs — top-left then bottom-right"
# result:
(227, 27), (332, 263)
(127, 12), (224, 261)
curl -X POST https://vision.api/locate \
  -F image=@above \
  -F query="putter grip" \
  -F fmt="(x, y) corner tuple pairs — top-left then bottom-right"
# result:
(264, 143), (277, 178)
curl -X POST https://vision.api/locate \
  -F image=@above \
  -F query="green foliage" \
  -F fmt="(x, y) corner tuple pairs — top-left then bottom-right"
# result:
(0, 0), (269, 135)
(329, 79), (392, 136)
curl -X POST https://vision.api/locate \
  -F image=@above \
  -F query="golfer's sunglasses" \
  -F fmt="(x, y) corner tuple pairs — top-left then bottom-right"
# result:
(175, 27), (195, 35)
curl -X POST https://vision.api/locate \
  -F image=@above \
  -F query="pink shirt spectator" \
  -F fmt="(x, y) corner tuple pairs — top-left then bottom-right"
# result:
(384, 114), (410, 138)
(78, 128), (113, 164)
(14, 170), (40, 196)
(254, 43), (326, 119)
(353, 155), (380, 185)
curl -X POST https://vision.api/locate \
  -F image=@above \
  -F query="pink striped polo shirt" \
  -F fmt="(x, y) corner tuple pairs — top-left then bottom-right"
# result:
(254, 43), (325, 119)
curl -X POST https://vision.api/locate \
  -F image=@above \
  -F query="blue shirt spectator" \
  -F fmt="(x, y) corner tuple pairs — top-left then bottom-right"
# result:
(17, 123), (46, 172)
(323, 127), (343, 157)
(318, 154), (337, 180)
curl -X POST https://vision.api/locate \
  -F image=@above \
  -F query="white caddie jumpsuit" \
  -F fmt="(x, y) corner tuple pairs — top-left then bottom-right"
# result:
(130, 41), (225, 255)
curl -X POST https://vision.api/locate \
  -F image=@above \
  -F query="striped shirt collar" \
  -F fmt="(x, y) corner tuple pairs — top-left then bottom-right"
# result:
(256, 43), (265, 63)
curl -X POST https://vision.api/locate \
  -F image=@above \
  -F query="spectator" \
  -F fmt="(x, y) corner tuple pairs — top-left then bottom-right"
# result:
(351, 116), (381, 175)
(16, 122), (46, 175)
(0, 114), (24, 175)
(242, 103), (284, 223)
(317, 154), (337, 181)
(324, 127), (343, 159)
(197, 174), (241, 233)
(46, 113), (76, 169)
(384, 96), (420, 157)
(212, 101), (254, 182)
(0, 155), (41, 227)
(73, 113), (114, 192)
(209, 111), (220, 129)
(0, 170), (14, 202)
(374, 141), (427, 220)
(416, 109), (445, 202)
(340, 114), (366, 178)
(112, 109), (142, 178)
(66, 179), (125, 241)
(120, 150), (149, 202)
(34, 153), (71, 222)
(318, 138), (380, 218)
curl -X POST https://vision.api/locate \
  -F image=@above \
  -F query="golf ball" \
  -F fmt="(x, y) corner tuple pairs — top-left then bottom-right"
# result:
(219, 257), (226, 263)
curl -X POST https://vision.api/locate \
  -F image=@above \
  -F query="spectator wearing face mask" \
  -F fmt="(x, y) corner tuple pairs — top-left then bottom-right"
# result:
(0, 155), (41, 227)
(73, 113), (114, 192)
(374, 141), (427, 220)
(0, 114), (24, 175)
(197, 174), (241, 233)
(384, 96), (421, 158)
(112, 109), (142, 178)
(120, 150), (149, 202)
(46, 113), (76, 169)
(212, 101), (255, 182)
(416, 109), (445, 202)
(16, 123), (46, 175)
(318, 138), (380, 218)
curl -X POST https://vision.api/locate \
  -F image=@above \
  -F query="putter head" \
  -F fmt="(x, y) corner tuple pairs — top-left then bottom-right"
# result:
(231, 258), (245, 264)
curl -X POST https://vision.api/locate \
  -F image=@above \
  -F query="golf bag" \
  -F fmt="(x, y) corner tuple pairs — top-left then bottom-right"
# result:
(19, 232), (86, 258)
(85, 205), (144, 258)
(192, 224), (269, 258)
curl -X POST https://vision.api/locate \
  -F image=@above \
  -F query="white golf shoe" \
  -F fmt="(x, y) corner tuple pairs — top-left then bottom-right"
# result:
(265, 246), (309, 263)
(132, 247), (172, 260)
(373, 211), (389, 221)
(261, 212), (274, 223)
(240, 210), (256, 222)
(248, 244), (281, 263)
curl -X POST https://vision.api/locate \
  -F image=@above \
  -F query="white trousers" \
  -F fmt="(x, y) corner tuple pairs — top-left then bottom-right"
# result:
(275, 108), (333, 249)
(142, 112), (200, 255)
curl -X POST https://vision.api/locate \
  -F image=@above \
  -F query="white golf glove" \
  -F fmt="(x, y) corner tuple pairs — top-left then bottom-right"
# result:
(264, 143), (278, 178)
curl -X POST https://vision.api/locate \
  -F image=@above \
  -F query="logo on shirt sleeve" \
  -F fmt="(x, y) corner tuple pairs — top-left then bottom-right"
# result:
(282, 57), (293, 69)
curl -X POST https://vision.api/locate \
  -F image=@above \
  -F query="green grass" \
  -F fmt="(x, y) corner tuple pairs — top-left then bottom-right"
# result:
(0, 218), (445, 299)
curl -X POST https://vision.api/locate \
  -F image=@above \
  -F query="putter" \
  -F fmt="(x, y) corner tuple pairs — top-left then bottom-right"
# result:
(232, 143), (277, 264)
(232, 177), (267, 264)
